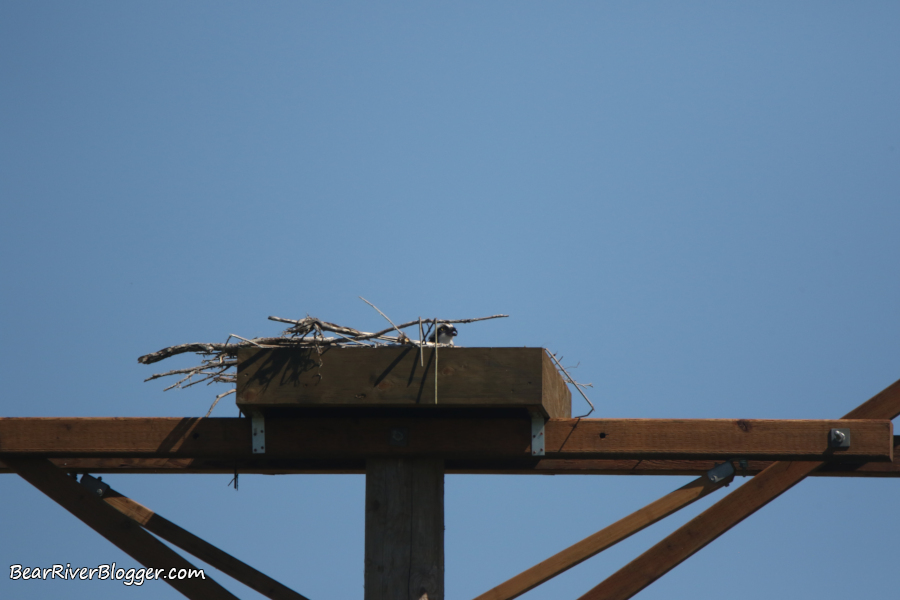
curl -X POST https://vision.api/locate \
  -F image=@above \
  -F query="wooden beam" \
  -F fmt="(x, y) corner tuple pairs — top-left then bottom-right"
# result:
(237, 347), (572, 419)
(365, 458), (444, 600)
(842, 377), (900, 419)
(472, 475), (729, 600)
(544, 418), (892, 460)
(0, 417), (891, 462)
(6, 456), (239, 600)
(2, 436), (898, 476)
(579, 460), (819, 600)
(578, 378), (900, 600)
(102, 488), (310, 600)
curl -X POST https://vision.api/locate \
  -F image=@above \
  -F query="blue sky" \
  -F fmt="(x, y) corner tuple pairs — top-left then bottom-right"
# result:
(1, 3), (898, 599)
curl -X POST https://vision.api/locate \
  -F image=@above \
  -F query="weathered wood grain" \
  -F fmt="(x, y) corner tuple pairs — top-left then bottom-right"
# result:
(365, 459), (444, 600)
(236, 347), (572, 418)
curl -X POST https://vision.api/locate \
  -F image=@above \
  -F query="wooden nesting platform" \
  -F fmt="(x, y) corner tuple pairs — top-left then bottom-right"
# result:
(235, 346), (571, 418)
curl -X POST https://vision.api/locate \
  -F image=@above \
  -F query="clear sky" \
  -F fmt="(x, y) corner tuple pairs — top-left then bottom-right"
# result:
(1, 3), (898, 599)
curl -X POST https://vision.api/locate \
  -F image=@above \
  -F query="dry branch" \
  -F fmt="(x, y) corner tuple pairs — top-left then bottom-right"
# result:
(548, 351), (596, 418)
(359, 296), (405, 338)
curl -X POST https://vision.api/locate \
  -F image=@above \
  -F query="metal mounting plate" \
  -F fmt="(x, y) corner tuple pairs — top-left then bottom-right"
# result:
(707, 461), (735, 483)
(79, 474), (110, 497)
(251, 413), (266, 454)
(531, 413), (545, 456)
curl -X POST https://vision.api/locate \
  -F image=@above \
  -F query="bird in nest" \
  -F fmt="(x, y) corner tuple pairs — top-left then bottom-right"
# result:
(428, 323), (458, 345)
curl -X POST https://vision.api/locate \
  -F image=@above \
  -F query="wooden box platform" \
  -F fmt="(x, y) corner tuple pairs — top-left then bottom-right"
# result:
(235, 346), (571, 418)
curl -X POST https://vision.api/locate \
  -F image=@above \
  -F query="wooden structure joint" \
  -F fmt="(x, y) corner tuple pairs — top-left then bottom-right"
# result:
(3, 359), (898, 600)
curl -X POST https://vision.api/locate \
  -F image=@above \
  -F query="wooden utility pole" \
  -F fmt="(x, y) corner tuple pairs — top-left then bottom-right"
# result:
(365, 458), (444, 600)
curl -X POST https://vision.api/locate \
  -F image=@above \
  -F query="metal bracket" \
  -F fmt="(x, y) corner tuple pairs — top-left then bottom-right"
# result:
(707, 461), (735, 483)
(829, 428), (851, 449)
(531, 413), (545, 456)
(79, 474), (110, 498)
(389, 427), (409, 447)
(251, 412), (266, 454)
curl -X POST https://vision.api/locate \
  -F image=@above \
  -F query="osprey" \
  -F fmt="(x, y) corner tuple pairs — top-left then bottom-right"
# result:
(428, 323), (458, 345)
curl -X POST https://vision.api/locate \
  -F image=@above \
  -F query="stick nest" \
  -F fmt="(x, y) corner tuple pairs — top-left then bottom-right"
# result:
(137, 309), (508, 416)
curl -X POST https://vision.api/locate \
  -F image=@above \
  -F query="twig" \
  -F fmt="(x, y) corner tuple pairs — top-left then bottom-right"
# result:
(435, 315), (509, 325)
(138, 342), (237, 365)
(328, 329), (372, 346)
(205, 389), (235, 417)
(358, 296), (405, 339)
(268, 314), (508, 345)
(143, 364), (233, 383)
(228, 334), (261, 347)
(548, 351), (595, 418)
(138, 337), (307, 364)
(267, 316), (368, 339)
(173, 369), (227, 390)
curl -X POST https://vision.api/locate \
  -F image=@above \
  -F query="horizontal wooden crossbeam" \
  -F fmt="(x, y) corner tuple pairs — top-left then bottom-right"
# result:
(1, 445), (898, 476)
(0, 417), (892, 463)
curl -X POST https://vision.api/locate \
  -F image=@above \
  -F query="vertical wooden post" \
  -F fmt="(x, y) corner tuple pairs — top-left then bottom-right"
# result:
(365, 458), (444, 600)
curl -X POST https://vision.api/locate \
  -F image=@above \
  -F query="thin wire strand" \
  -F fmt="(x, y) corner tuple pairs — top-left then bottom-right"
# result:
(434, 316), (439, 404)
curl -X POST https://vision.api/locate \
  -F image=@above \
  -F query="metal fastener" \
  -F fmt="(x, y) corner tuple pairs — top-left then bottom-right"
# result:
(829, 428), (851, 449)
(389, 428), (408, 447)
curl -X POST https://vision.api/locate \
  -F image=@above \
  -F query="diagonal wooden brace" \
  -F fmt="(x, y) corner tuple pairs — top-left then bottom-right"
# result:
(102, 487), (311, 600)
(577, 378), (900, 600)
(6, 456), (239, 600)
(472, 473), (730, 600)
